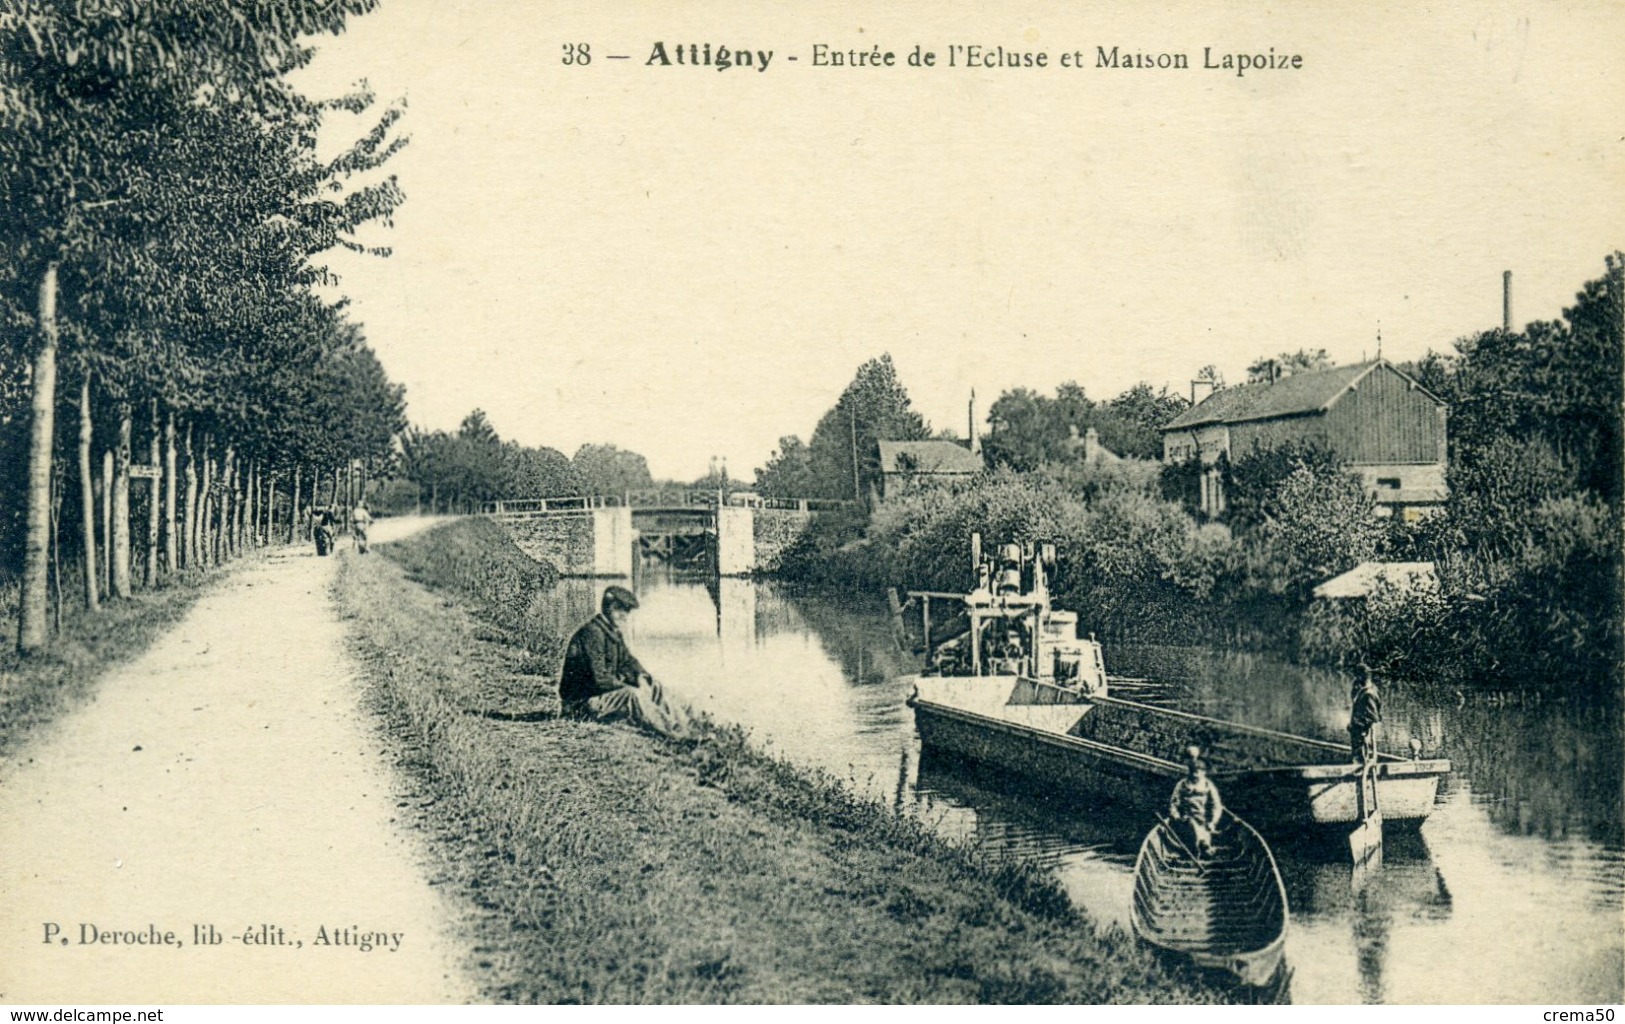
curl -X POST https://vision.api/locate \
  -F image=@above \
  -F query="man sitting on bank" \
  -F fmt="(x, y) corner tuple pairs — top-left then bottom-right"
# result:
(559, 585), (691, 739)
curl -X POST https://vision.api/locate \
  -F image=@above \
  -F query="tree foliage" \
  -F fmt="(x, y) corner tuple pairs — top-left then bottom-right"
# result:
(1246, 348), (1331, 384)
(0, 0), (410, 645)
(756, 354), (931, 501)
(572, 443), (653, 496)
(981, 381), (1188, 471)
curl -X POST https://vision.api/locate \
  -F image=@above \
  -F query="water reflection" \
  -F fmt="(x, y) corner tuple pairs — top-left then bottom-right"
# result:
(548, 570), (1623, 1004)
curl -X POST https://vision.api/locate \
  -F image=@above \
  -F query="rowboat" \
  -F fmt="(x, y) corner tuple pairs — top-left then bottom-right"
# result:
(1130, 812), (1289, 987)
(899, 536), (1451, 835)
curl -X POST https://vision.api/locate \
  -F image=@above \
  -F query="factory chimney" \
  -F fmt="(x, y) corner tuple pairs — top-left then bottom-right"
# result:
(968, 389), (981, 456)
(1503, 270), (1513, 332)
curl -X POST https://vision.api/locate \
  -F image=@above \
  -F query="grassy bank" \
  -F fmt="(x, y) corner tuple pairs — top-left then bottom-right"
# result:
(0, 564), (228, 760)
(335, 520), (1229, 1004)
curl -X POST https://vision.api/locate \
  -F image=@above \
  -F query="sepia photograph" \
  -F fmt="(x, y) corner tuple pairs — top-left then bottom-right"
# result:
(0, 0), (1620, 1013)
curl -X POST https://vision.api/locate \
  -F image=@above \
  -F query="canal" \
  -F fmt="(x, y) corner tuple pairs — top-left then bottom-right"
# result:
(543, 570), (1623, 1004)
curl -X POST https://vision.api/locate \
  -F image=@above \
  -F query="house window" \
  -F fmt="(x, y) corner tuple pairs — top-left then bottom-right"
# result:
(1376, 477), (1401, 490)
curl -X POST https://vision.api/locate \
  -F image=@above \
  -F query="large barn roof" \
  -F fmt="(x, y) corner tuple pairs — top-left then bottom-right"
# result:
(877, 439), (983, 475)
(1163, 360), (1440, 431)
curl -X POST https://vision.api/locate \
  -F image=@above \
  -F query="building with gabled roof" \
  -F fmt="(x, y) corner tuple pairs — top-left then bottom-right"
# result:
(1161, 359), (1448, 521)
(876, 439), (983, 499)
(1312, 561), (1440, 600)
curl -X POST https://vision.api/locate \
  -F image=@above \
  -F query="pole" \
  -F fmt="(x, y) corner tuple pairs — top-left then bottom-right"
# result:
(1503, 270), (1513, 332)
(849, 405), (860, 501)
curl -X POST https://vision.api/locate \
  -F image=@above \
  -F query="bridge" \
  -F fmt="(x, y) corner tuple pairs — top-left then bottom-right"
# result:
(482, 492), (851, 577)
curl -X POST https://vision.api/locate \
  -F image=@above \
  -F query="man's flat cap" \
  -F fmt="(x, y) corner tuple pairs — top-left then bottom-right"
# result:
(602, 585), (639, 612)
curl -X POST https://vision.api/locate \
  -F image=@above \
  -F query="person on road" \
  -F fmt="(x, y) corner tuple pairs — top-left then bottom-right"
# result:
(1168, 745), (1224, 859)
(352, 502), (373, 554)
(559, 586), (690, 739)
(312, 506), (335, 557)
(1349, 670), (1383, 766)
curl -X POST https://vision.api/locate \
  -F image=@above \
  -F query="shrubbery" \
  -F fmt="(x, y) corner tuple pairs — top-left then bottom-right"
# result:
(383, 517), (567, 664)
(776, 438), (1620, 690)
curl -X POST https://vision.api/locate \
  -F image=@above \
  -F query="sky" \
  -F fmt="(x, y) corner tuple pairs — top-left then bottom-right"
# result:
(293, 0), (1623, 482)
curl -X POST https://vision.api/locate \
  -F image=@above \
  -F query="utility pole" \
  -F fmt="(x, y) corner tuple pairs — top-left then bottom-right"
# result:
(849, 405), (861, 501)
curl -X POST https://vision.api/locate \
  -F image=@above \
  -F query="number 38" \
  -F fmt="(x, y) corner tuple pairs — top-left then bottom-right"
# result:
(562, 43), (591, 65)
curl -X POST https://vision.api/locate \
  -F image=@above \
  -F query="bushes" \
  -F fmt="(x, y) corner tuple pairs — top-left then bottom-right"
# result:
(383, 517), (568, 665)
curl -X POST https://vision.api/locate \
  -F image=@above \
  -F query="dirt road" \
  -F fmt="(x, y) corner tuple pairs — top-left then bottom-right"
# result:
(0, 518), (471, 1003)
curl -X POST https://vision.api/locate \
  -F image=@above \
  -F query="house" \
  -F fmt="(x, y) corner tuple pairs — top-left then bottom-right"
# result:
(876, 439), (983, 500)
(1313, 561), (1440, 600)
(1160, 359), (1448, 521)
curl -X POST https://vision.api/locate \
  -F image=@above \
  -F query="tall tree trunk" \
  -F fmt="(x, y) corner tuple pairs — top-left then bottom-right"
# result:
(199, 435), (214, 565)
(227, 448), (239, 558)
(291, 464), (302, 544)
(265, 470), (277, 547)
(182, 422), (197, 569)
(111, 404), (132, 600)
(50, 463), (63, 634)
(163, 411), (178, 574)
(100, 449), (112, 595)
(230, 452), (243, 555)
(145, 400), (160, 586)
(77, 373), (99, 613)
(243, 460), (255, 550)
(217, 448), (232, 562)
(18, 263), (60, 652)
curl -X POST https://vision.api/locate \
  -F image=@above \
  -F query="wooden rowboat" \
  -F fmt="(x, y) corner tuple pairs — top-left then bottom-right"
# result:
(1131, 811), (1289, 987)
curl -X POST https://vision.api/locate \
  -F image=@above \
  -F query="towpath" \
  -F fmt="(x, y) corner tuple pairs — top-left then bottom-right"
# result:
(0, 517), (470, 1003)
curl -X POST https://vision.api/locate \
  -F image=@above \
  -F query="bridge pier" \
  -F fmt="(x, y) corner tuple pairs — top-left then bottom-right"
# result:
(498, 507), (633, 577)
(713, 507), (756, 576)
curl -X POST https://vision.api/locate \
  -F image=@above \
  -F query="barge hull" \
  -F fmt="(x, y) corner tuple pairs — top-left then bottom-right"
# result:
(910, 694), (1444, 830)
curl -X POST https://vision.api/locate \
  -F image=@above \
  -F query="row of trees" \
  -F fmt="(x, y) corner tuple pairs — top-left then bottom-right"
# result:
(1, 1), (407, 651)
(397, 410), (654, 513)
(752, 353), (1200, 499)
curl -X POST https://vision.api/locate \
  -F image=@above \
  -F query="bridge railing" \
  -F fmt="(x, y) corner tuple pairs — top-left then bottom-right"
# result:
(483, 493), (856, 516)
(483, 496), (617, 516)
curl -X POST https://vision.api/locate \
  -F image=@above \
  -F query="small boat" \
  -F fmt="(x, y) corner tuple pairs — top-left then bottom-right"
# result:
(1131, 811), (1289, 987)
(902, 536), (1452, 835)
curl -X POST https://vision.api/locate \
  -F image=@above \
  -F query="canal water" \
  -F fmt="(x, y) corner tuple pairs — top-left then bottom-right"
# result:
(547, 570), (1624, 1005)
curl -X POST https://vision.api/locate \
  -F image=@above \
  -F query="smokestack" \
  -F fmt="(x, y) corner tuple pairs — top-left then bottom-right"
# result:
(969, 389), (981, 456)
(1503, 270), (1513, 332)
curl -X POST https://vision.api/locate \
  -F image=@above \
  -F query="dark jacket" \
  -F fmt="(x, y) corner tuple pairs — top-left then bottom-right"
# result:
(559, 613), (647, 706)
(1350, 685), (1382, 733)
(1170, 772), (1224, 829)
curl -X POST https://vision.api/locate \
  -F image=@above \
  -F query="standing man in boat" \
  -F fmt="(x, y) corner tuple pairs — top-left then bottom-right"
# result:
(1349, 670), (1383, 765)
(559, 585), (691, 739)
(1168, 746), (1224, 858)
